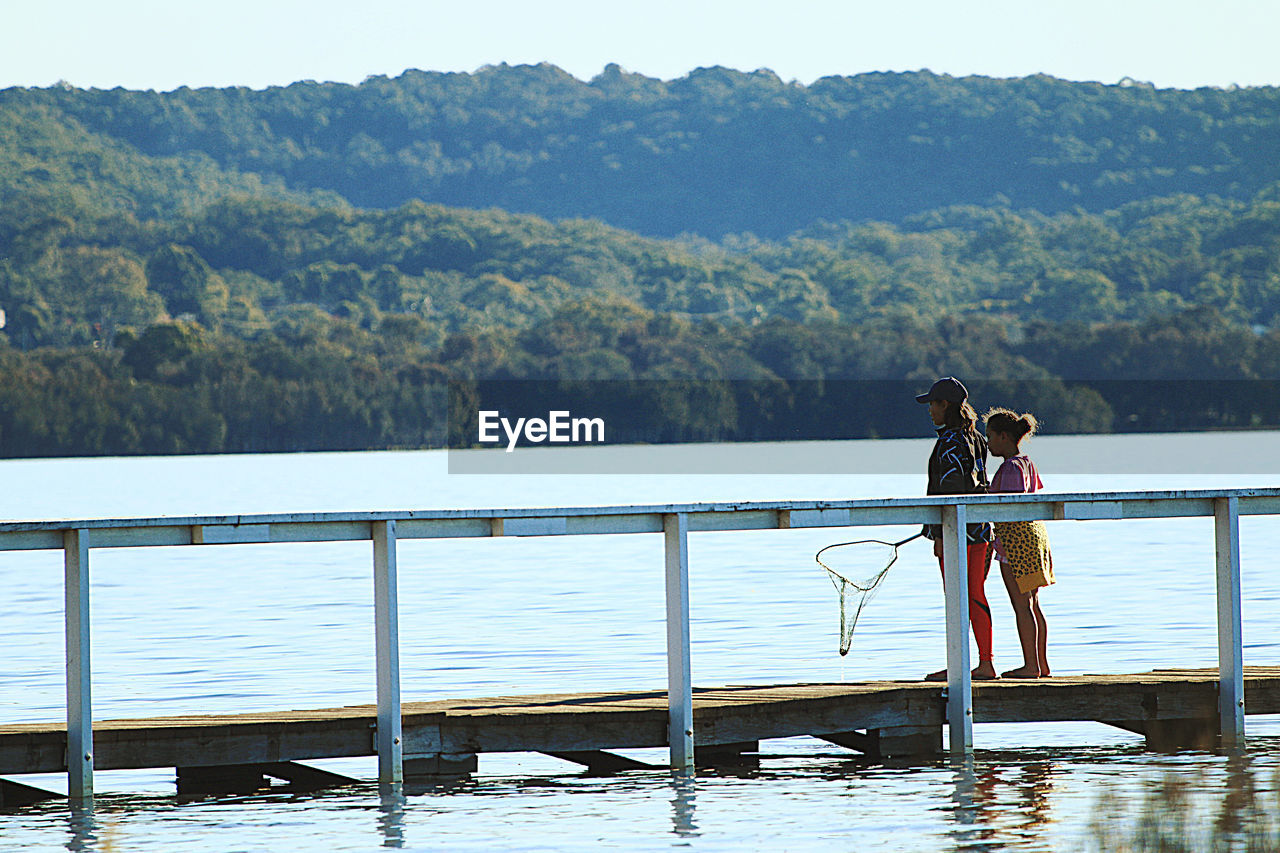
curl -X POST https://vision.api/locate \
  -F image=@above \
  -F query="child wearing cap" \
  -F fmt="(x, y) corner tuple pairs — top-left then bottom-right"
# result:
(916, 377), (998, 681)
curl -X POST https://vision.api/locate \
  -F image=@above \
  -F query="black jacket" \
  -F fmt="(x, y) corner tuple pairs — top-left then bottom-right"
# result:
(924, 425), (993, 543)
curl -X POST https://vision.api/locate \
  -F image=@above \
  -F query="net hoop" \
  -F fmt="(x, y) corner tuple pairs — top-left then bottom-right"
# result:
(816, 532), (923, 656)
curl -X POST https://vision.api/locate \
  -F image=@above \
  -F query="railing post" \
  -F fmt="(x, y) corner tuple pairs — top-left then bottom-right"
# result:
(1214, 497), (1245, 748)
(663, 512), (694, 772)
(941, 504), (973, 755)
(64, 529), (93, 802)
(373, 520), (403, 783)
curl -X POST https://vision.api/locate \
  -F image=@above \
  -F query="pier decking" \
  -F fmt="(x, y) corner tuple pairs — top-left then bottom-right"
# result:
(3, 668), (1279, 803)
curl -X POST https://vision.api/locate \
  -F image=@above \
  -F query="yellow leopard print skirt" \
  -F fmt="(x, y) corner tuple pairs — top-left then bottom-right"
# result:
(993, 520), (1055, 594)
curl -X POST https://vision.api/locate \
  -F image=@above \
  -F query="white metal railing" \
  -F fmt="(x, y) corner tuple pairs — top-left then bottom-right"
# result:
(3, 486), (1277, 800)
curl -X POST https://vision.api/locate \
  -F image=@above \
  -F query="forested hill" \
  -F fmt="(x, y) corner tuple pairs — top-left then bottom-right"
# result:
(4, 65), (1280, 237)
(2, 187), (1280, 456)
(2, 66), (1280, 457)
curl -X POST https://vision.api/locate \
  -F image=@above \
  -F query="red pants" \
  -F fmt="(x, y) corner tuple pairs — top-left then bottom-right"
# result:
(936, 541), (993, 662)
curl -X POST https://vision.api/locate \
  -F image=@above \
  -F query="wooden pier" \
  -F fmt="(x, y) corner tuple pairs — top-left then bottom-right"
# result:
(4, 668), (1279, 803)
(2, 488), (1278, 804)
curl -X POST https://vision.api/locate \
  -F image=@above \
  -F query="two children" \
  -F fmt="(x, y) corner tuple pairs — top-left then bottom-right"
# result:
(917, 377), (1055, 680)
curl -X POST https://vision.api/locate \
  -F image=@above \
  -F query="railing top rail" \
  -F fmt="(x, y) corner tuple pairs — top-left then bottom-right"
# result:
(0, 486), (1277, 534)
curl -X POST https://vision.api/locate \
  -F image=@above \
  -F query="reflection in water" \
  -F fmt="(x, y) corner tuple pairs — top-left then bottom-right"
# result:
(1086, 753), (1280, 851)
(668, 774), (698, 838)
(944, 755), (1059, 851)
(378, 783), (406, 848)
(947, 758), (995, 849)
(7, 745), (1277, 852)
(948, 758), (979, 826)
(1217, 754), (1255, 840)
(1009, 761), (1056, 833)
(64, 803), (98, 853)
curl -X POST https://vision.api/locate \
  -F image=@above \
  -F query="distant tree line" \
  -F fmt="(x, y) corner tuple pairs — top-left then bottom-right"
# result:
(1, 297), (1278, 458)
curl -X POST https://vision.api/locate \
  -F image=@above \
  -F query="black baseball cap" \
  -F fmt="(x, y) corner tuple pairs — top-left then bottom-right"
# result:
(915, 376), (968, 404)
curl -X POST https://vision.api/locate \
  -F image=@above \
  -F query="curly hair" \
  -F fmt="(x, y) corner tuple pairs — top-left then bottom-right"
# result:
(984, 407), (1039, 441)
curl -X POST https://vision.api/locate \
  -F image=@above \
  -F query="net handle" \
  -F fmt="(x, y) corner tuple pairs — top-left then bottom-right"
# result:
(814, 530), (924, 566)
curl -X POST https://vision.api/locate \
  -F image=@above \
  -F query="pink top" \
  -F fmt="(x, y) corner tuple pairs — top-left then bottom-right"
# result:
(989, 455), (1043, 563)
(989, 455), (1043, 495)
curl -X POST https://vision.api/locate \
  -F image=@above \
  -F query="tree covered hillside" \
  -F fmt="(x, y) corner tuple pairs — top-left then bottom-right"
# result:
(4, 65), (1280, 237)
(1, 67), (1280, 456)
(5, 188), (1280, 352)
(1, 188), (1279, 456)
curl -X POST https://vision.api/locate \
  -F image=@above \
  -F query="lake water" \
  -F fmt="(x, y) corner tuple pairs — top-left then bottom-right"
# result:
(2, 432), (1280, 851)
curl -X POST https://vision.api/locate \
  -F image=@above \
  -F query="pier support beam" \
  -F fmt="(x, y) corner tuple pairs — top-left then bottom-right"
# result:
(663, 513), (694, 773)
(176, 764), (269, 796)
(373, 520), (404, 784)
(257, 761), (360, 791)
(0, 777), (63, 807)
(545, 751), (661, 773)
(941, 505), (973, 756)
(695, 741), (760, 768)
(64, 529), (93, 803)
(403, 753), (477, 780)
(821, 726), (942, 760)
(1214, 497), (1245, 748)
(1102, 718), (1220, 752)
(174, 761), (359, 796)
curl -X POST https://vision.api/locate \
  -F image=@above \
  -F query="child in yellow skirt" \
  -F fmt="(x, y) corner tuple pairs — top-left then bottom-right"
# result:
(984, 408), (1055, 678)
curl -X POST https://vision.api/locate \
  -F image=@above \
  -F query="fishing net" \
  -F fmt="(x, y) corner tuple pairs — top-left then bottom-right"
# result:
(815, 532), (923, 656)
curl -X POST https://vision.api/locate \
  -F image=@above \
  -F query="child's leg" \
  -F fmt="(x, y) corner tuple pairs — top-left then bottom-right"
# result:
(1031, 594), (1050, 676)
(926, 541), (947, 680)
(927, 541), (997, 679)
(966, 542), (996, 676)
(999, 561), (1040, 675)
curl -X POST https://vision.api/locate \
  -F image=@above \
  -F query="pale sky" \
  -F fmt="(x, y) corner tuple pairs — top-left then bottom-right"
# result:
(4, 0), (1279, 92)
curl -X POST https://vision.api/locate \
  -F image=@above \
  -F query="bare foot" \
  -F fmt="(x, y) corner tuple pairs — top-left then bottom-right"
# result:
(1001, 665), (1041, 679)
(972, 662), (1000, 681)
(927, 665), (1002, 681)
